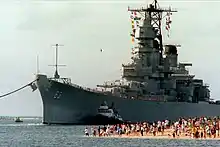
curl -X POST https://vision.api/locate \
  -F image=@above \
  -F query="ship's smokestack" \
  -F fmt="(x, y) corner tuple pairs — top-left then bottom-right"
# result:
(164, 45), (178, 67)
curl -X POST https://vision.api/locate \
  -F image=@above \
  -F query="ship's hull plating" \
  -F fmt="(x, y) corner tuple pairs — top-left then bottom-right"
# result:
(37, 74), (220, 125)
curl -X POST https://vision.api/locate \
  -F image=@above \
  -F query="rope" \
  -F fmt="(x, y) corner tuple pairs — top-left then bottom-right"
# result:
(0, 78), (38, 98)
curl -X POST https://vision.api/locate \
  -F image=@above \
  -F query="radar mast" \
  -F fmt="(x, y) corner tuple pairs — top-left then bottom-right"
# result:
(48, 44), (66, 79)
(128, 0), (177, 65)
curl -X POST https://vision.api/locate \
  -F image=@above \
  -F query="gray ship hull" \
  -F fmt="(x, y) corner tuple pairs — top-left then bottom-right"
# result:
(37, 74), (220, 125)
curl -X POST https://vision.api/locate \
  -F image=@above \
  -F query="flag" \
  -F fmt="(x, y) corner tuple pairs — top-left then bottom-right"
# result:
(131, 48), (135, 54)
(134, 11), (137, 15)
(132, 29), (136, 34)
(131, 20), (134, 29)
(134, 17), (141, 20)
(136, 21), (139, 27)
(130, 33), (135, 37)
(30, 83), (37, 92)
(165, 11), (172, 37)
(131, 37), (135, 42)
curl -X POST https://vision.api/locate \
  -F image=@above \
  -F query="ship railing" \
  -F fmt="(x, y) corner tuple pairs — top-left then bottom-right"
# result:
(71, 84), (105, 93)
(122, 64), (135, 69)
(70, 83), (129, 95)
(50, 77), (106, 93)
(122, 95), (166, 102)
(63, 81), (168, 101)
(122, 63), (134, 66)
(123, 66), (135, 70)
(49, 77), (72, 85)
(73, 84), (168, 101)
(50, 77), (168, 101)
(170, 69), (188, 74)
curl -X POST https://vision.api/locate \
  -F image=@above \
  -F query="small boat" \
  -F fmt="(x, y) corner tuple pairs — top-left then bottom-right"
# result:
(80, 102), (124, 125)
(97, 102), (123, 122)
(14, 117), (23, 123)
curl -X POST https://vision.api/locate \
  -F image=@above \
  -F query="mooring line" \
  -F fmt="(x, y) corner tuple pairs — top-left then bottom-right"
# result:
(0, 78), (38, 98)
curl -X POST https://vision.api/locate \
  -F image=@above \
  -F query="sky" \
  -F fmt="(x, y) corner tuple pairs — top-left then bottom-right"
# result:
(0, 0), (219, 116)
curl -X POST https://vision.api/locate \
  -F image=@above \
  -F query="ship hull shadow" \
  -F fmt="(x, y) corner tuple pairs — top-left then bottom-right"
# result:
(81, 115), (123, 125)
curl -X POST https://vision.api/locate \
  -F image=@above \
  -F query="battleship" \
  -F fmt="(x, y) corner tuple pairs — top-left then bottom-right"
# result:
(35, 0), (220, 125)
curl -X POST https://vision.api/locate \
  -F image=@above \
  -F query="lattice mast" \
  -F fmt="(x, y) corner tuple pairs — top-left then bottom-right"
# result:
(128, 0), (177, 65)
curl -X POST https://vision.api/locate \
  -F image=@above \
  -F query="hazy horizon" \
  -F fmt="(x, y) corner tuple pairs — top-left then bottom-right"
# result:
(0, 0), (219, 116)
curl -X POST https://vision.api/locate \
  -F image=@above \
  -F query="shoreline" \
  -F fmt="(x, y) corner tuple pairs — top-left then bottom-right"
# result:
(86, 135), (220, 140)
(84, 117), (220, 141)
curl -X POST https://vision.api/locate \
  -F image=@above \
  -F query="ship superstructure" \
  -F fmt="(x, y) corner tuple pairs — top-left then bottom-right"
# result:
(97, 0), (210, 103)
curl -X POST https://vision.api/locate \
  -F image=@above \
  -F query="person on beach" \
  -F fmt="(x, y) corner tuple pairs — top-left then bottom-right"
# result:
(157, 121), (162, 135)
(153, 125), (157, 136)
(98, 126), (101, 136)
(85, 127), (89, 136)
(105, 125), (110, 136)
(93, 127), (97, 136)
(103, 125), (107, 132)
(161, 122), (165, 135)
(200, 127), (204, 138)
(84, 116), (220, 139)
(211, 126), (216, 138)
(140, 126), (144, 136)
(91, 127), (93, 136)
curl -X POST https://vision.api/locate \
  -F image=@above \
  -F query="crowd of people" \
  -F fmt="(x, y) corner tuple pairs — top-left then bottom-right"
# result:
(84, 116), (220, 139)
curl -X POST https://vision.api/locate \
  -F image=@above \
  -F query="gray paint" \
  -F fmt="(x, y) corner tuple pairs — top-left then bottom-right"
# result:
(37, 74), (220, 124)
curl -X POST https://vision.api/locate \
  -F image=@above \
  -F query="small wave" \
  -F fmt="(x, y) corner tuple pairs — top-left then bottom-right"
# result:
(24, 123), (45, 126)
(0, 117), (42, 121)
(22, 118), (42, 120)
(0, 123), (44, 127)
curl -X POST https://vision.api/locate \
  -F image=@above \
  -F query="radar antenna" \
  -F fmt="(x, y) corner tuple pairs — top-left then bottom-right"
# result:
(128, 0), (177, 65)
(48, 44), (66, 79)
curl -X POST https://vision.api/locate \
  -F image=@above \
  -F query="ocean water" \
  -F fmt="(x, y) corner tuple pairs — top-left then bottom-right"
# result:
(0, 118), (220, 147)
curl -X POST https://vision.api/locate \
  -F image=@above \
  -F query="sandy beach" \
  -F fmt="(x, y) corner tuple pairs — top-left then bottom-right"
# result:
(84, 117), (220, 141)
(95, 135), (220, 140)
(88, 128), (220, 140)
(93, 133), (220, 140)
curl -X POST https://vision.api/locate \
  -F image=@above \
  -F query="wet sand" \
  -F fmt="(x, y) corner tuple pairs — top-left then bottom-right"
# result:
(93, 129), (220, 140)
(95, 134), (220, 140)
(97, 135), (220, 140)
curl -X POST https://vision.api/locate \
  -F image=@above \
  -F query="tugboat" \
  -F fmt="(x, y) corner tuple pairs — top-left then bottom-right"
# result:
(80, 101), (123, 125)
(14, 117), (23, 123)
(97, 102), (123, 122)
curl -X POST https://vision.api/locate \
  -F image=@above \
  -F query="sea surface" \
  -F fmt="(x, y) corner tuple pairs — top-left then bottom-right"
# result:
(0, 117), (220, 147)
